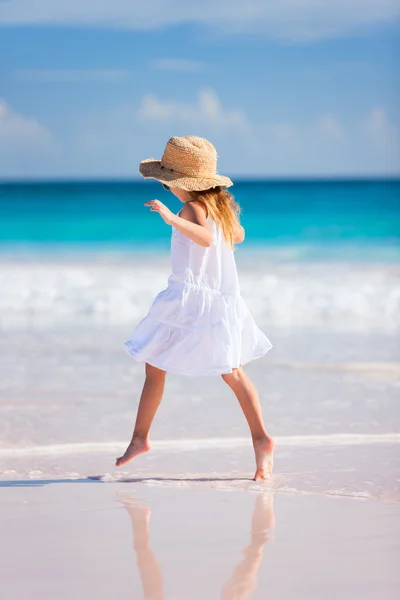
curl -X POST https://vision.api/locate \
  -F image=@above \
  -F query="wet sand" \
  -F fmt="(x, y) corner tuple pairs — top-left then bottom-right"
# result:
(0, 479), (398, 600)
(1, 439), (399, 500)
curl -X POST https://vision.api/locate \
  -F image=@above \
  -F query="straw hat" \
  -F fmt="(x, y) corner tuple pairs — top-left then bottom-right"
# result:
(139, 136), (233, 191)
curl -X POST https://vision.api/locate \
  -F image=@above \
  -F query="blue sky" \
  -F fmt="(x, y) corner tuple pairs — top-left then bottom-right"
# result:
(0, 1), (399, 178)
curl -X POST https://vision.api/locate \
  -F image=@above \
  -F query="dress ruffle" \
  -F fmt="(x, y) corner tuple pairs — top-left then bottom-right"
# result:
(124, 282), (272, 376)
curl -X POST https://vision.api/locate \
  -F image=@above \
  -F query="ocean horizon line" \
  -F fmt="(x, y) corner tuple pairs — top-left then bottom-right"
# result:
(1, 175), (400, 186)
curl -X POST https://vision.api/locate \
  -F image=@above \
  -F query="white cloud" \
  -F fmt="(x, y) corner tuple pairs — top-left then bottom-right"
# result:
(0, 93), (398, 177)
(269, 123), (299, 144)
(137, 88), (249, 132)
(151, 59), (204, 72)
(0, 99), (50, 146)
(262, 115), (346, 149)
(316, 115), (345, 140)
(0, 99), (53, 177)
(15, 69), (130, 83)
(361, 107), (396, 150)
(99, 91), (397, 175)
(0, 1), (398, 41)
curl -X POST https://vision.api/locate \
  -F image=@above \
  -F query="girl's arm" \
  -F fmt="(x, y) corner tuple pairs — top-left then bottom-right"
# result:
(234, 224), (245, 244)
(144, 199), (212, 247)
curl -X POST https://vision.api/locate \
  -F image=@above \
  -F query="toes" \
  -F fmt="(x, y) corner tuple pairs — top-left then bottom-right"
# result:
(254, 468), (272, 481)
(254, 469), (265, 481)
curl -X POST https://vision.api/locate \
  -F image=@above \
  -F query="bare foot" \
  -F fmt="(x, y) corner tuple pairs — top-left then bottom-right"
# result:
(116, 438), (151, 467)
(253, 436), (274, 481)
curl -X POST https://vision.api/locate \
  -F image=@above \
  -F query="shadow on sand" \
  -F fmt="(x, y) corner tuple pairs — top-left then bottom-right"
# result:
(0, 475), (265, 488)
(0, 478), (101, 487)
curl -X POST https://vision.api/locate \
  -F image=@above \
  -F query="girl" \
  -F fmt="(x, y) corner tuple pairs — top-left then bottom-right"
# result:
(116, 136), (274, 480)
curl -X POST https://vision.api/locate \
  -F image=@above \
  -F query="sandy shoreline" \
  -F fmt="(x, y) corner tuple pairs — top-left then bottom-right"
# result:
(1, 439), (398, 501)
(0, 479), (398, 600)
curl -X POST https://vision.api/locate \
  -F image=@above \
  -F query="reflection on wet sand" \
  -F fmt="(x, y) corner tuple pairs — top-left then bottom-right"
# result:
(117, 492), (275, 599)
(221, 494), (275, 599)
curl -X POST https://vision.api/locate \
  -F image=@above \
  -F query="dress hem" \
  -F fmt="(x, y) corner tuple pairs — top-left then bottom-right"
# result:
(123, 342), (273, 377)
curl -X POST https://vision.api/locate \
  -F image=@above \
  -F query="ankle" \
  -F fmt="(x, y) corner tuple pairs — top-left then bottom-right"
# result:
(252, 432), (272, 445)
(131, 433), (149, 444)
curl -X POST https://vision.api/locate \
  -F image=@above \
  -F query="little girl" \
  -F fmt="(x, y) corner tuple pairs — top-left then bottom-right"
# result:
(116, 136), (274, 480)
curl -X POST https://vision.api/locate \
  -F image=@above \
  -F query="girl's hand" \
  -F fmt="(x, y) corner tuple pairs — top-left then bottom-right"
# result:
(144, 199), (175, 225)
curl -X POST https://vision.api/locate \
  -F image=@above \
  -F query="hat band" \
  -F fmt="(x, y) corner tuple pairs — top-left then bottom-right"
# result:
(160, 162), (220, 180)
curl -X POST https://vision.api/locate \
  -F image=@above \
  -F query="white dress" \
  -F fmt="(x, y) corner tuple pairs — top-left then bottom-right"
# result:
(124, 216), (272, 376)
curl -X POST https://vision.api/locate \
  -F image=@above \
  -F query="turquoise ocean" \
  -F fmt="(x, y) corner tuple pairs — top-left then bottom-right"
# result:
(1, 179), (399, 256)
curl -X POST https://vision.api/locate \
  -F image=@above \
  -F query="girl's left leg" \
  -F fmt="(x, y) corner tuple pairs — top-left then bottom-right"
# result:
(116, 362), (166, 467)
(221, 367), (274, 481)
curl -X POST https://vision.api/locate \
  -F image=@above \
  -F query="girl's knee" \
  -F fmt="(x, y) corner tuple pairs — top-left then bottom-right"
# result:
(221, 367), (243, 384)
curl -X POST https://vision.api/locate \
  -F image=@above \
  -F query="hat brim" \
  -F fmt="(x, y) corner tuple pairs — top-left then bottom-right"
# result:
(139, 159), (233, 191)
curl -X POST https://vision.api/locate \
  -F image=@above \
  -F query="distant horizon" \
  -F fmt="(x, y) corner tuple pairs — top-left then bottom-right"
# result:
(1, 175), (399, 185)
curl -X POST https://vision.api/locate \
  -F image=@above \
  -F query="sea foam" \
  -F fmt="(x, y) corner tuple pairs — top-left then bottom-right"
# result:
(1, 255), (399, 331)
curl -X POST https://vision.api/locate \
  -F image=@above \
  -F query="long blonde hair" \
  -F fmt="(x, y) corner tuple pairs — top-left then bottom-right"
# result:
(188, 187), (241, 248)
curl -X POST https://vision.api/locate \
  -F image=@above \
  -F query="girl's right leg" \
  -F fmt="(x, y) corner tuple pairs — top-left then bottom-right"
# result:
(116, 363), (166, 467)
